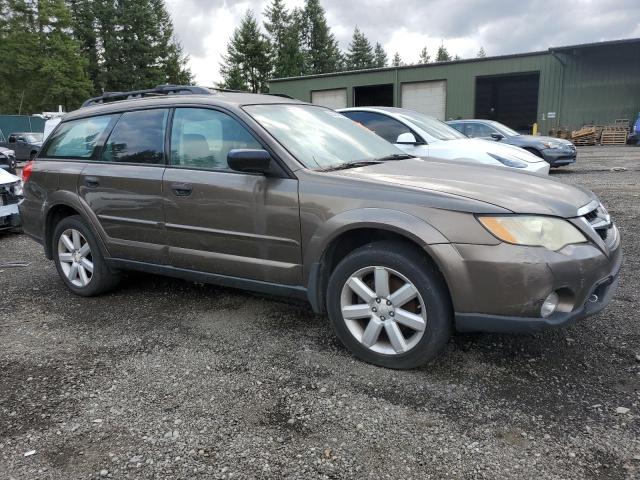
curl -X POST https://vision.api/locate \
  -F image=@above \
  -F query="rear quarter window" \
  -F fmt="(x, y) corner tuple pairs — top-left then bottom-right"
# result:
(42, 115), (115, 159)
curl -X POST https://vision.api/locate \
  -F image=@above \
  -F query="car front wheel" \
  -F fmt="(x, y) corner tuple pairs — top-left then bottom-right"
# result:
(326, 241), (452, 369)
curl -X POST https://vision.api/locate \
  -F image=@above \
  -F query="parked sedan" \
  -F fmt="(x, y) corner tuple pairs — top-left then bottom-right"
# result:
(339, 107), (549, 174)
(447, 119), (577, 167)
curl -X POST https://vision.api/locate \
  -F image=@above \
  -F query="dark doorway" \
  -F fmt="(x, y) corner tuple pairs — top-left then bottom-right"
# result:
(475, 72), (539, 133)
(354, 84), (394, 107)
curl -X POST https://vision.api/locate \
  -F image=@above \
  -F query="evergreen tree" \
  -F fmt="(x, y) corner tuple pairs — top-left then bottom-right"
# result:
(0, 0), (91, 113)
(220, 10), (272, 93)
(373, 42), (387, 68)
(418, 46), (430, 64)
(477, 46), (486, 58)
(299, 0), (341, 74)
(392, 52), (403, 67)
(346, 27), (375, 70)
(264, 0), (304, 78)
(435, 44), (452, 62)
(453, 54), (461, 60)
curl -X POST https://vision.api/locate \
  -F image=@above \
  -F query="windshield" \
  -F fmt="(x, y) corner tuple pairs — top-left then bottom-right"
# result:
(395, 111), (466, 141)
(244, 104), (406, 170)
(25, 133), (43, 143)
(488, 121), (520, 137)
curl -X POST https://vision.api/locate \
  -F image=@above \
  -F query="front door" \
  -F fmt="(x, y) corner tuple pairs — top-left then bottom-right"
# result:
(163, 107), (302, 285)
(78, 109), (168, 264)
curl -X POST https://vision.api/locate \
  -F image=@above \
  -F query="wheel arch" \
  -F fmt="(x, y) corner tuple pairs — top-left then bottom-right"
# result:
(304, 209), (452, 314)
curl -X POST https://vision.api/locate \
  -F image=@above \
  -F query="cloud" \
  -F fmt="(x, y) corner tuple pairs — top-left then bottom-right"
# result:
(164, 0), (639, 84)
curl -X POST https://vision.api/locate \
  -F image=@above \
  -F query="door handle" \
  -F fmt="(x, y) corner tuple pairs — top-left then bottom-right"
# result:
(171, 182), (193, 196)
(84, 176), (100, 188)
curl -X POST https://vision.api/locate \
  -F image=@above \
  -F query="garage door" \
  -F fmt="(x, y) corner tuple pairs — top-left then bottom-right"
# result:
(401, 81), (446, 119)
(311, 89), (347, 110)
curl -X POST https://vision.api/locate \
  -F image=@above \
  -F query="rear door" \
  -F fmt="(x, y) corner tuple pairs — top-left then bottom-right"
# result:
(163, 107), (302, 285)
(78, 109), (169, 264)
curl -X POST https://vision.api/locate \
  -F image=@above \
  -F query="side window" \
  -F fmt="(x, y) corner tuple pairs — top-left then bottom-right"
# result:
(102, 109), (168, 164)
(170, 108), (262, 170)
(41, 115), (114, 158)
(466, 123), (495, 138)
(448, 122), (464, 135)
(342, 111), (413, 144)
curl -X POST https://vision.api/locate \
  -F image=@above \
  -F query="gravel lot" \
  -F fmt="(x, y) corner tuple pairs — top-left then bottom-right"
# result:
(1, 146), (639, 479)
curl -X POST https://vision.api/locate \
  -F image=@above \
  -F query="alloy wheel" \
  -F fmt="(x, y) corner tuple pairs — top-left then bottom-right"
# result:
(57, 228), (93, 288)
(340, 266), (427, 355)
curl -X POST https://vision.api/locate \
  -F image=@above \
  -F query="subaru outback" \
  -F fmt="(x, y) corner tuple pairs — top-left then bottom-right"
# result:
(19, 86), (621, 369)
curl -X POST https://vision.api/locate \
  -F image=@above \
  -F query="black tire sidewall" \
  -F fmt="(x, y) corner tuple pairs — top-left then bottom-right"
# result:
(52, 215), (116, 296)
(326, 241), (452, 369)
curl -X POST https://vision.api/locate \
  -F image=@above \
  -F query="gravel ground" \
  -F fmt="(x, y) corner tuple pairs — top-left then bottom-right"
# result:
(1, 146), (639, 479)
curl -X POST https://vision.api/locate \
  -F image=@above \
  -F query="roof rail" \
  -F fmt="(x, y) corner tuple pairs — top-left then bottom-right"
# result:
(81, 85), (213, 108)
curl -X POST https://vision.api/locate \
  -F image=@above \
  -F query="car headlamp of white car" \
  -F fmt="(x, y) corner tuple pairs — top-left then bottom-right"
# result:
(478, 215), (587, 251)
(487, 152), (528, 168)
(11, 181), (24, 197)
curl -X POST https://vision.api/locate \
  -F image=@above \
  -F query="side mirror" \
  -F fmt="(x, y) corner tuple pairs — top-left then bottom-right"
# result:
(490, 132), (504, 141)
(228, 149), (272, 174)
(396, 132), (418, 144)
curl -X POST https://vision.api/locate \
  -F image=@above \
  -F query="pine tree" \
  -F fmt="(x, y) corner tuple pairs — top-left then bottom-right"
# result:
(453, 54), (461, 60)
(0, 0), (91, 113)
(373, 42), (387, 68)
(418, 46), (430, 64)
(220, 10), (272, 93)
(346, 27), (375, 70)
(392, 52), (403, 67)
(299, 0), (341, 74)
(477, 46), (486, 58)
(264, 0), (304, 78)
(435, 44), (452, 62)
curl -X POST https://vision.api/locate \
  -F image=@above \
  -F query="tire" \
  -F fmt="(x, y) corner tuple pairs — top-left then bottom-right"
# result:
(326, 241), (452, 369)
(52, 215), (120, 296)
(524, 147), (545, 159)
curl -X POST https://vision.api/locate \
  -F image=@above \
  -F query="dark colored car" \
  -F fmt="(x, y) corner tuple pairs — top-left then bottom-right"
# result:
(0, 146), (17, 174)
(19, 86), (621, 369)
(2, 132), (43, 162)
(448, 119), (577, 167)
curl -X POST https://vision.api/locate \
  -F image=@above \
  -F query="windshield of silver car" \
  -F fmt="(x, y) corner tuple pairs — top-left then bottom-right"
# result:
(245, 104), (406, 170)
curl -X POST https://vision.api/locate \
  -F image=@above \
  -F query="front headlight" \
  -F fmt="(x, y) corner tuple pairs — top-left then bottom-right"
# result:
(488, 153), (528, 168)
(11, 181), (24, 197)
(478, 215), (587, 250)
(541, 141), (563, 149)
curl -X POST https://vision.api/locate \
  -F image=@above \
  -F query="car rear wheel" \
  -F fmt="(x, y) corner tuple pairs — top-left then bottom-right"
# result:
(326, 241), (452, 369)
(53, 215), (120, 296)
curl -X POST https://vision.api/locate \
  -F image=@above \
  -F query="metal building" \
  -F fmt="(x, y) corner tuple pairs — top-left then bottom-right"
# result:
(269, 38), (640, 134)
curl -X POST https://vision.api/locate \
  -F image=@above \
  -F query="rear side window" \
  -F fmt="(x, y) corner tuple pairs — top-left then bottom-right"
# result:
(465, 123), (496, 138)
(342, 111), (413, 144)
(102, 109), (168, 164)
(41, 115), (114, 159)
(170, 108), (261, 170)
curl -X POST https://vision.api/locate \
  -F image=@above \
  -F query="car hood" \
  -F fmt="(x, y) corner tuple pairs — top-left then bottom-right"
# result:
(0, 167), (20, 184)
(332, 158), (594, 217)
(430, 138), (544, 163)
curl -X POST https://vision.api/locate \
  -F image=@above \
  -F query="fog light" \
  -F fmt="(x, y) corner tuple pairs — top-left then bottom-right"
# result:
(541, 292), (559, 318)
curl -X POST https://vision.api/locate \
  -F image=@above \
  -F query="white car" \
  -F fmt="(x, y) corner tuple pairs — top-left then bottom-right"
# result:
(0, 168), (23, 232)
(338, 107), (550, 175)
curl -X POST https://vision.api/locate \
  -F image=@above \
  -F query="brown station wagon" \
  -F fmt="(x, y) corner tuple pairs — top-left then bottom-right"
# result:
(19, 85), (622, 369)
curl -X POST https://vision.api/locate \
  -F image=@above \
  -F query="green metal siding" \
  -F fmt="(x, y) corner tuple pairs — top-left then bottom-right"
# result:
(270, 41), (640, 133)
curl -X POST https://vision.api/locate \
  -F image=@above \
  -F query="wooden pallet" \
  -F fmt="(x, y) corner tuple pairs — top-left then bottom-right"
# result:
(600, 130), (628, 146)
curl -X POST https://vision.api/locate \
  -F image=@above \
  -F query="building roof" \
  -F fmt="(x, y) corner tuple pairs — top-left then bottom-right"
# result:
(270, 37), (640, 83)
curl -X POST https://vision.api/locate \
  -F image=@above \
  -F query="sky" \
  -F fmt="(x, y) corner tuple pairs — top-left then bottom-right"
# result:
(164, 0), (640, 85)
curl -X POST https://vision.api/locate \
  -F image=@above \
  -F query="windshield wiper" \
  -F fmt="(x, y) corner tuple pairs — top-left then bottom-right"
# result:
(321, 160), (382, 172)
(373, 153), (415, 161)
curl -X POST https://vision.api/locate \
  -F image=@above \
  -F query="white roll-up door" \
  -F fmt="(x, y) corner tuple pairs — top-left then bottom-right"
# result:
(401, 81), (447, 119)
(311, 89), (347, 110)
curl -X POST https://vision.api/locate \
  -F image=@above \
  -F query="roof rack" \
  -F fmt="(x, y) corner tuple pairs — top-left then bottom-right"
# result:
(81, 85), (213, 108)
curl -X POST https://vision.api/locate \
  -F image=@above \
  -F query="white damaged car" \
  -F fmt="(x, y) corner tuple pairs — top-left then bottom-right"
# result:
(0, 167), (23, 232)
(339, 107), (550, 175)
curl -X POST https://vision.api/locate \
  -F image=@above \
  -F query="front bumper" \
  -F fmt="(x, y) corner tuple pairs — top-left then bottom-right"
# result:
(541, 148), (577, 167)
(0, 202), (21, 230)
(430, 235), (621, 334)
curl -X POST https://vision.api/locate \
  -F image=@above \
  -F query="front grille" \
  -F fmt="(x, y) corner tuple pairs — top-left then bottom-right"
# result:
(581, 202), (615, 248)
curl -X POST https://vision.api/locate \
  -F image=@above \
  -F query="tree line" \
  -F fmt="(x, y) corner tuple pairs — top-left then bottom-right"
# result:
(0, 0), (192, 114)
(221, 0), (488, 93)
